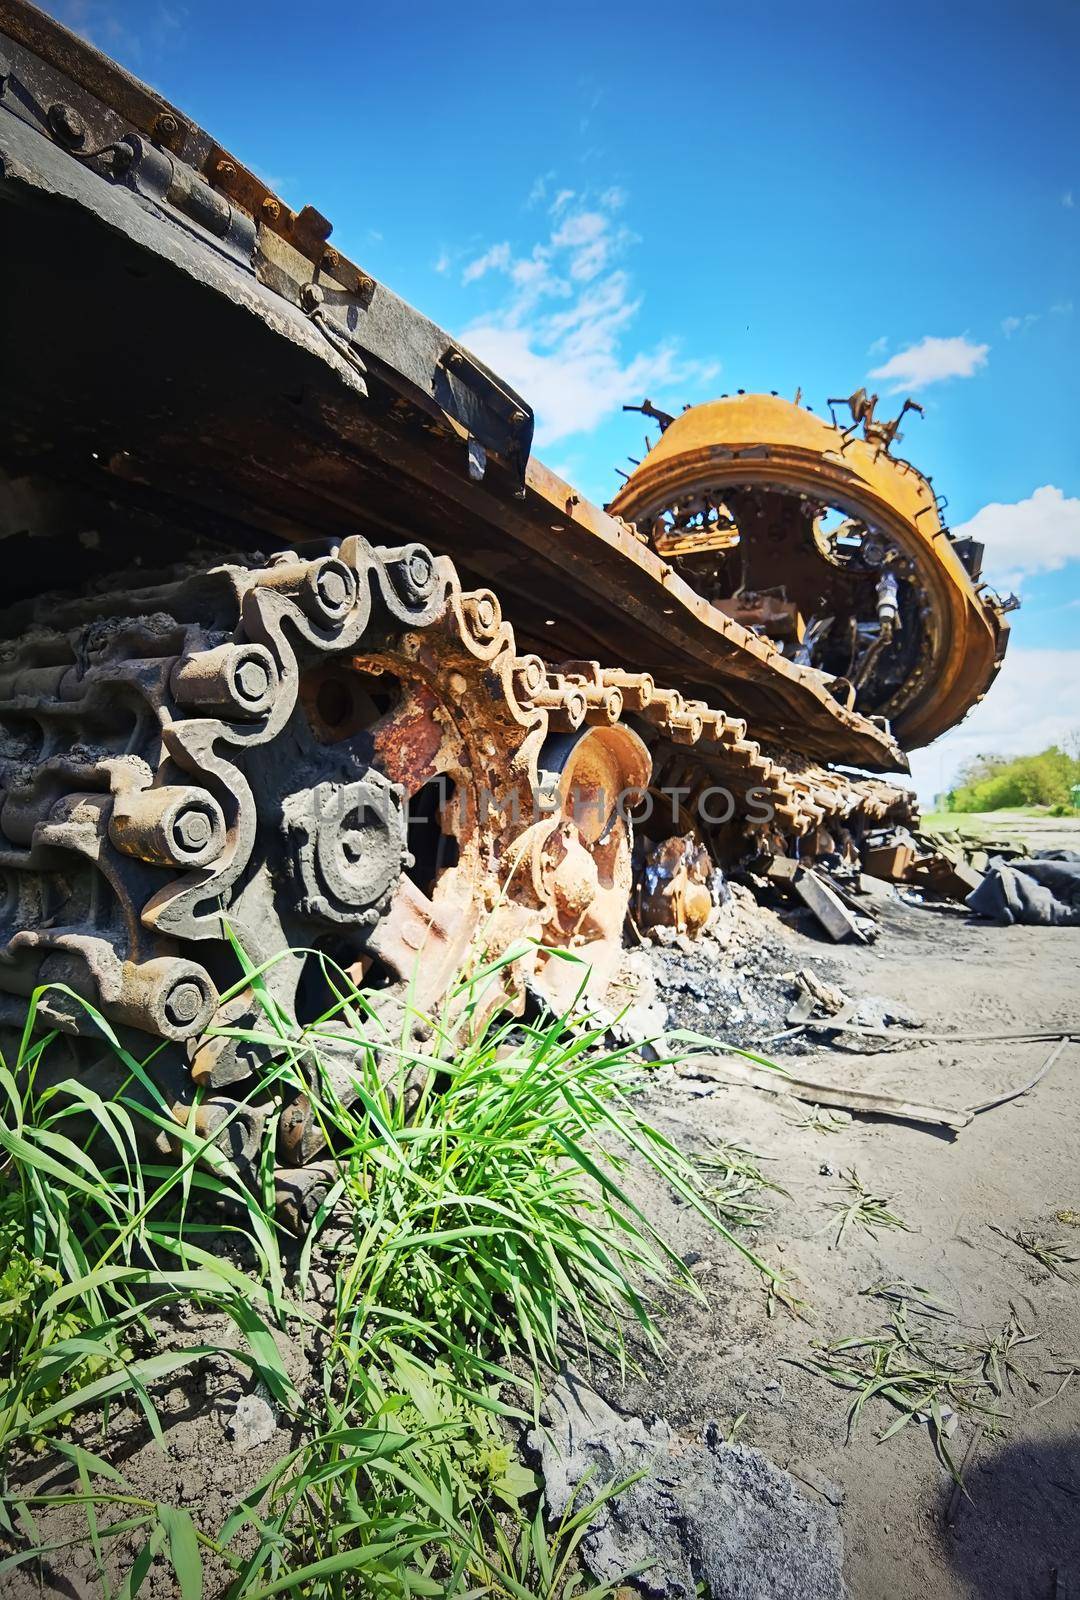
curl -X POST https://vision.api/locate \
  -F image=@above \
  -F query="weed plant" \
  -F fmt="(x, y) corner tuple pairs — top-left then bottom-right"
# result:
(0, 942), (772, 1595)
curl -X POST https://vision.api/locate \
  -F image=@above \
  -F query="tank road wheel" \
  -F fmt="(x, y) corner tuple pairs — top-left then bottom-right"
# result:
(0, 540), (654, 1200)
(508, 724), (651, 1012)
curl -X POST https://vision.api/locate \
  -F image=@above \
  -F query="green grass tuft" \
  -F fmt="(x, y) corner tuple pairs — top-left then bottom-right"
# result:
(0, 942), (761, 1596)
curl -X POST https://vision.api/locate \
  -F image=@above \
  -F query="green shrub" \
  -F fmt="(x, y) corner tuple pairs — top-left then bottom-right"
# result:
(949, 744), (1080, 812)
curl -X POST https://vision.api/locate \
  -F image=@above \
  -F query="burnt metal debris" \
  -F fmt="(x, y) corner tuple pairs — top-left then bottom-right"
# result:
(609, 391), (1009, 751)
(0, 0), (1014, 1197)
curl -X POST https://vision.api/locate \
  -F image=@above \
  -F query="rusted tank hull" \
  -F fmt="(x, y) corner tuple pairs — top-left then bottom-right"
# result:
(0, 1), (990, 1194)
(609, 397), (1009, 751)
(0, 0), (905, 774)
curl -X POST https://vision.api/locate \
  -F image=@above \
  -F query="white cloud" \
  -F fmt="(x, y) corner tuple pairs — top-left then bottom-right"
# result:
(1001, 312), (1039, 336)
(869, 335), (989, 393)
(952, 485), (1080, 590)
(457, 196), (717, 448)
(527, 171), (555, 208)
(550, 209), (635, 283)
(433, 250), (451, 275)
(1001, 301), (1072, 335)
(1063, 191), (1075, 209)
(462, 241), (512, 285)
(906, 648), (1080, 802)
(57, 0), (186, 65)
(867, 335), (889, 357)
(509, 248), (555, 291)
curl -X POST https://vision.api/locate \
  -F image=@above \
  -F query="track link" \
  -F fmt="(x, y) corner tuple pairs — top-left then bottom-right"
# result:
(514, 661), (913, 851)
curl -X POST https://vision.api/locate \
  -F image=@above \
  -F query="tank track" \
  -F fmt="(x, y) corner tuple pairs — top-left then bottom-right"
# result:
(0, 537), (912, 1213)
(0, 540), (651, 1185)
(514, 662), (913, 845)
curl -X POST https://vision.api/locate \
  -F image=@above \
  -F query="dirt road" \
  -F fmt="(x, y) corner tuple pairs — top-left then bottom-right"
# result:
(601, 891), (1080, 1599)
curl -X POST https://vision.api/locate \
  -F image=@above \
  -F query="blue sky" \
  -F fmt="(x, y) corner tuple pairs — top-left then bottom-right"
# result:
(57, 0), (1079, 797)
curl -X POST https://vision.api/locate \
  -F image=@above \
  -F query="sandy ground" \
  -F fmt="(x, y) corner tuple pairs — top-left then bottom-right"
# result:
(595, 886), (1080, 1600)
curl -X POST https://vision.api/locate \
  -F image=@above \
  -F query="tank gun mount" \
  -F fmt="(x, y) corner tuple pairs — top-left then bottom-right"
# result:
(623, 398), (676, 433)
(827, 389), (925, 454)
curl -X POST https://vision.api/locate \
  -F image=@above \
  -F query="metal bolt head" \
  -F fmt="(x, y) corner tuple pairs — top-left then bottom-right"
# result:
(165, 980), (204, 1027)
(316, 565), (349, 609)
(473, 594), (496, 629)
(234, 656), (272, 703)
(299, 282), (324, 313)
(47, 102), (86, 147)
(357, 274), (375, 296)
(109, 139), (134, 177)
(445, 349), (463, 369)
(510, 408), (526, 426)
(154, 111), (180, 140)
(408, 551), (433, 589)
(261, 196), (281, 221)
(215, 159), (236, 182)
(322, 247), (339, 270)
(174, 806), (213, 851)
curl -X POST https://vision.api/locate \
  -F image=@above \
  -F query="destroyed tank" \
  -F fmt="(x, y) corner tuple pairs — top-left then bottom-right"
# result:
(0, 0), (1011, 1209)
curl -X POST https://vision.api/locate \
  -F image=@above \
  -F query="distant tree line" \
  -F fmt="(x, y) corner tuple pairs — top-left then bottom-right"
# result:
(948, 737), (1080, 813)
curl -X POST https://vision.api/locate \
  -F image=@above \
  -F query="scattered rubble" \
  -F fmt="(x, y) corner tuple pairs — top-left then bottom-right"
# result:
(636, 835), (722, 941)
(791, 867), (876, 943)
(611, 872), (930, 1067)
(532, 1374), (846, 1600)
(921, 826), (1030, 868)
(630, 819), (1080, 966)
(225, 1394), (278, 1453)
(614, 881), (815, 1052)
(610, 860), (1074, 1137)
(787, 968), (850, 1022)
(852, 825), (1080, 924)
(862, 838), (918, 882)
(605, 948), (671, 1043)
(785, 970), (921, 1037)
